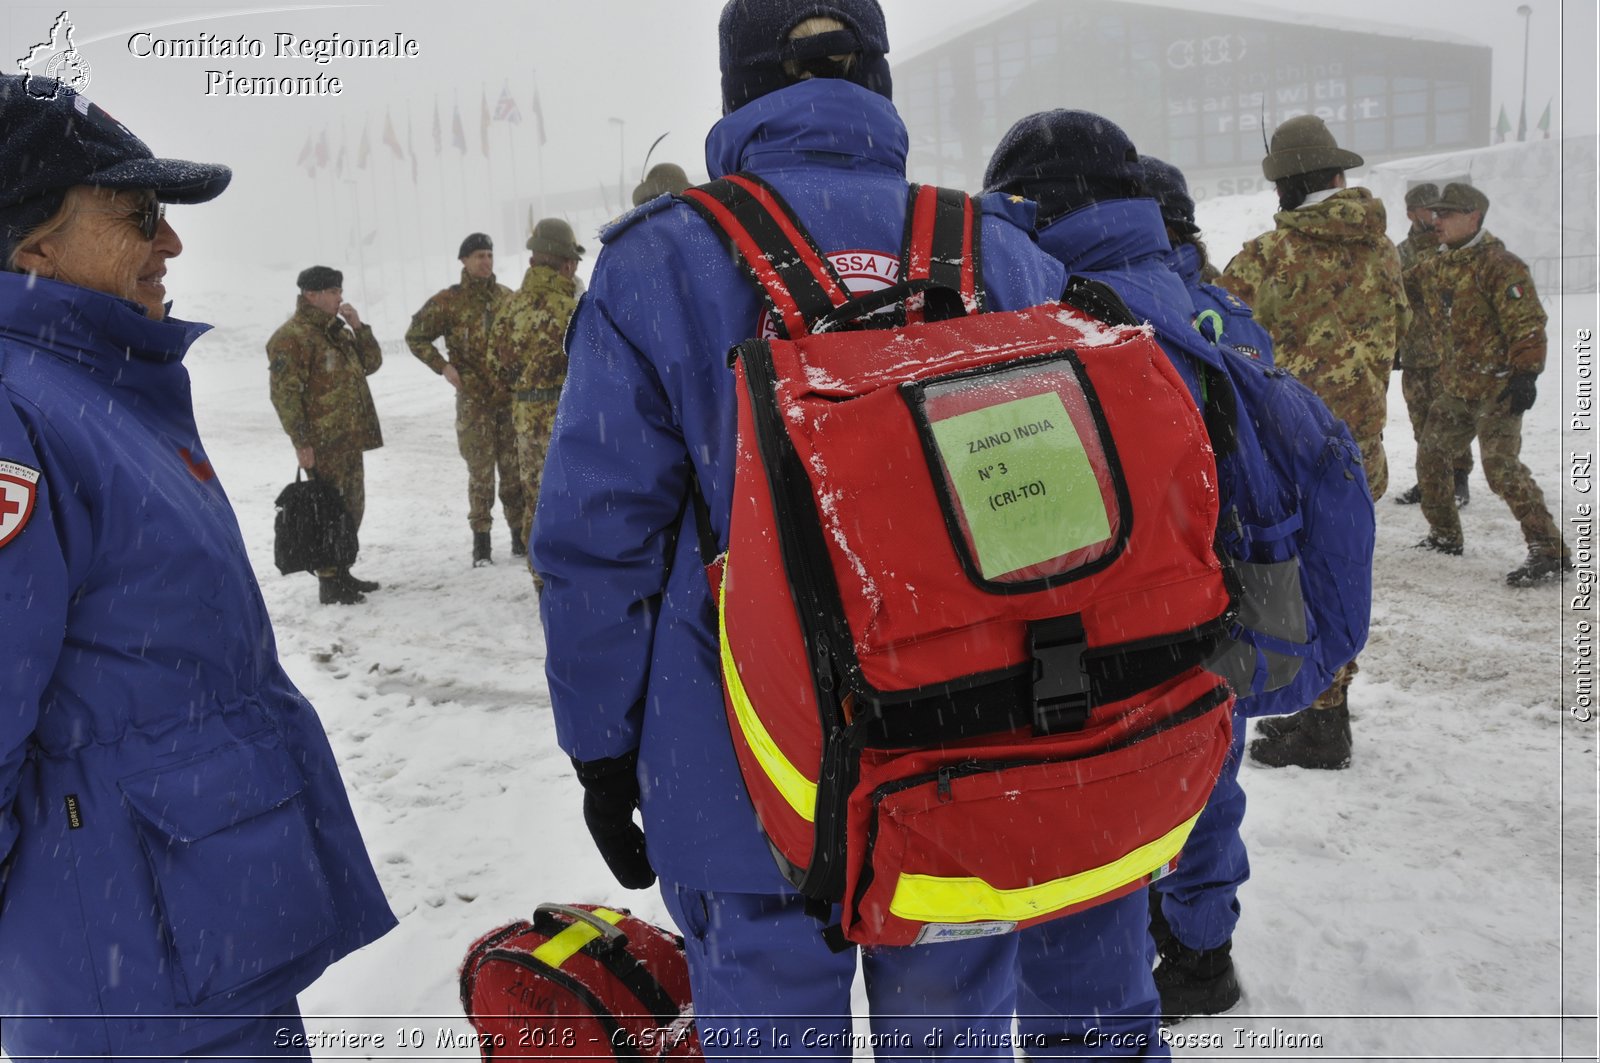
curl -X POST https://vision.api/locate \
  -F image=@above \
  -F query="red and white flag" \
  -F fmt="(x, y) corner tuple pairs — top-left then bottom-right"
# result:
(494, 85), (522, 124)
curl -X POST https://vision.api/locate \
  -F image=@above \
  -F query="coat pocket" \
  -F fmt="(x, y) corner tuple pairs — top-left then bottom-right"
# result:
(120, 737), (339, 1006)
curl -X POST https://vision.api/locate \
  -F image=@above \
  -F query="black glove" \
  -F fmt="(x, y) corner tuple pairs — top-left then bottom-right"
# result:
(1500, 371), (1538, 415)
(572, 752), (656, 889)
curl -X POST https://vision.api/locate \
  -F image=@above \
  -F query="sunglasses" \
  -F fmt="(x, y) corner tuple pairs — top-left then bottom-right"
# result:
(83, 197), (167, 240)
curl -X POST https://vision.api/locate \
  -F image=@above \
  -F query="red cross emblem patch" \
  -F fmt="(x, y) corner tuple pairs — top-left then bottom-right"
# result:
(0, 460), (41, 549)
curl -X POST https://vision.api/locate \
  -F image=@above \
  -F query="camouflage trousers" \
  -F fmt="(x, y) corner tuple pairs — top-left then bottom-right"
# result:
(1402, 367), (1473, 475)
(457, 388), (524, 534)
(1419, 391), (1567, 558)
(1310, 425), (1386, 712)
(512, 397), (560, 550)
(310, 444), (365, 578)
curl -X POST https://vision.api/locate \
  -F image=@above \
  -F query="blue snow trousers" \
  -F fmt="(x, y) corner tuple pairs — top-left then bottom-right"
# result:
(1151, 714), (1249, 951)
(1015, 891), (1170, 1059)
(663, 883), (1018, 1062)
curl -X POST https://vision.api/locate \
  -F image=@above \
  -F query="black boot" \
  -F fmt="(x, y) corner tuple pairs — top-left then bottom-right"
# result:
(1154, 937), (1241, 1023)
(510, 527), (527, 557)
(1249, 696), (1351, 770)
(1506, 551), (1573, 587)
(319, 574), (365, 605)
(1255, 710), (1307, 740)
(1393, 483), (1422, 505)
(472, 530), (493, 567)
(342, 568), (380, 593)
(1454, 470), (1471, 508)
(1415, 533), (1463, 556)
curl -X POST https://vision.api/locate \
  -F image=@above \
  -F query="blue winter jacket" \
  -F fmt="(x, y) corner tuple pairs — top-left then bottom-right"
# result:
(0, 275), (395, 1058)
(1035, 198), (1224, 400)
(531, 79), (1065, 892)
(1165, 242), (1276, 364)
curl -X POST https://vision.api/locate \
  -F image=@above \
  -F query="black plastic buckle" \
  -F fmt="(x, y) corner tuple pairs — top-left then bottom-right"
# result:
(1030, 615), (1092, 734)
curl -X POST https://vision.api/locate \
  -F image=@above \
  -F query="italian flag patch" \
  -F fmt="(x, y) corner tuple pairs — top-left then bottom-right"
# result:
(1508, 283), (1525, 300)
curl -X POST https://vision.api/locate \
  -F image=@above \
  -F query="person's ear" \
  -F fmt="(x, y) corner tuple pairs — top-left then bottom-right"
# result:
(12, 243), (56, 278)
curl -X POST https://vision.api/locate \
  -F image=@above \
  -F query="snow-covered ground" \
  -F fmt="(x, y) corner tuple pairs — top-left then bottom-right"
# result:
(153, 186), (1597, 1060)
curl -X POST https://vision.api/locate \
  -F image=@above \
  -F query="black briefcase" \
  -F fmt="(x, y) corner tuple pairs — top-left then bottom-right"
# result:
(274, 469), (359, 575)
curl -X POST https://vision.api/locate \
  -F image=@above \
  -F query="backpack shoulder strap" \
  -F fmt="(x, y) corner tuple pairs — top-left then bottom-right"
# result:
(900, 183), (985, 323)
(678, 172), (852, 339)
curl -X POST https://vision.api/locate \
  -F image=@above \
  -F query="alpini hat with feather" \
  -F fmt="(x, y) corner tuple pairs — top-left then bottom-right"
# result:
(1260, 115), (1364, 181)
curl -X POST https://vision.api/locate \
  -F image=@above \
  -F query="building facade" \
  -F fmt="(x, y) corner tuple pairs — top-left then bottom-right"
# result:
(895, 0), (1492, 200)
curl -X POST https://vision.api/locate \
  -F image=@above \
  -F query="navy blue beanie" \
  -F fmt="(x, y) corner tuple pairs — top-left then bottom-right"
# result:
(983, 110), (1143, 227)
(719, 0), (892, 115)
(1138, 155), (1199, 235)
(0, 74), (230, 265)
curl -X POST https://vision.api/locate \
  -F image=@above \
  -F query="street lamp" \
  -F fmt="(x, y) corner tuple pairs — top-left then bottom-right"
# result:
(1516, 4), (1532, 141)
(609, 116), (626, 211)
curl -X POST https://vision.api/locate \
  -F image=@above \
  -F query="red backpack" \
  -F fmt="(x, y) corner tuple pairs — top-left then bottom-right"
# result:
(679, 175), (1235, 947)
(459, 904), (701, 1060)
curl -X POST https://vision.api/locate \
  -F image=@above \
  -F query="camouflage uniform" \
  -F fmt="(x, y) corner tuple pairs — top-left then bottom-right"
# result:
(485, 263), (579, 547)
(1399, 226), (1472, 480)
(1221, 186), (1410, 710)
(267, 299), (384, 572)
(405, 271), (523, 535)
(1407, 231), (1567, 559)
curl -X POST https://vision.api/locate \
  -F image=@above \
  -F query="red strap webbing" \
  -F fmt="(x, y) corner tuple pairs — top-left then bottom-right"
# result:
(901, 184), (983, 324)
(678, 174), (986, 336)
(678, 173), (851, 339)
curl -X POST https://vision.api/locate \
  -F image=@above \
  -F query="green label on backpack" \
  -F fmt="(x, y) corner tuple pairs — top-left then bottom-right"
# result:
(928, 390), (1110, 579)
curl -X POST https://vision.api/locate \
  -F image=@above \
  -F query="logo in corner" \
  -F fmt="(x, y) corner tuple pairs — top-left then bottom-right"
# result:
(16, 11), (93, 98)
(0, 460), (42, 549)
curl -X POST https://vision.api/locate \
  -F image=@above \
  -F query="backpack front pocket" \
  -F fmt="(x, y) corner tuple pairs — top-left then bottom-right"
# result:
(841, 669), (1232, 947)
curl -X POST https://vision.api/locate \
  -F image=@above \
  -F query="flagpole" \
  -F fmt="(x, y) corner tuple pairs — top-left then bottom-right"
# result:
(309, 138), (325, 259)
(532, 75), (547, 220)
(387, 123), (409, 310)
(482, 86), (496, 240)
(407, 100), (429, 306)
(455, 95), (467, 241)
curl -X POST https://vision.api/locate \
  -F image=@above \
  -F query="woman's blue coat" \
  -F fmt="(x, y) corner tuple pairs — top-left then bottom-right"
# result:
(0, 275), (394, 1058)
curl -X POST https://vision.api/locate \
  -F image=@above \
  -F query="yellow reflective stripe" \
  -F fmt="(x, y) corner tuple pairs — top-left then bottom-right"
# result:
(887, 813), (1201, 924)
(717, 561), (817, 822)
(530, 907), (627, 968)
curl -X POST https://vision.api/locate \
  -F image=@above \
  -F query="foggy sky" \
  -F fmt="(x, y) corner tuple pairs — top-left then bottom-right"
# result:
(3, 0), (1591, 282)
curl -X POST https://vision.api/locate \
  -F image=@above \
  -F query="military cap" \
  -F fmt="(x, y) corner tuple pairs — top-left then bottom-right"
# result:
(458, 232), (493, 258)
(1428, 182), (1489, 215)
(296, 265), (343, 291)
(1261, 115), (1364, 181)
(1403, 183), (1440, 209)
(632, 163), (692, 206)
(0, 74), (231, 264)
(527, 217), (585, 260)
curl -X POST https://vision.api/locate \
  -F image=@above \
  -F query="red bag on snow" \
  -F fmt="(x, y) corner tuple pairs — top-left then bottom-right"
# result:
(679, 175), (1235, 948)
(459, 904), (701, 1060)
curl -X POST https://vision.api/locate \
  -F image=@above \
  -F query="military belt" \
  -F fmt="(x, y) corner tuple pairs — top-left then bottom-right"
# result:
(515, 386), (563, 403)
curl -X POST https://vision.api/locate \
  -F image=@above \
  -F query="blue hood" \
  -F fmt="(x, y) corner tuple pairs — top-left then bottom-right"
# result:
(706, 78), (908, 181)
(1168, 241), (1205, 287)
(1037, 198), (1222, 395)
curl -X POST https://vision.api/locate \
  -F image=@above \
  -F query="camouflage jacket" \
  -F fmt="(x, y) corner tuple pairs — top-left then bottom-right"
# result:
(404, 270), (512, 393)
(486, 264), (578, 395)
(1219, 187), (1410, 444)
(1406, 230), (1547, 400)
(267, 300), (383, 451)
(1397, 225), (1444, 368)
